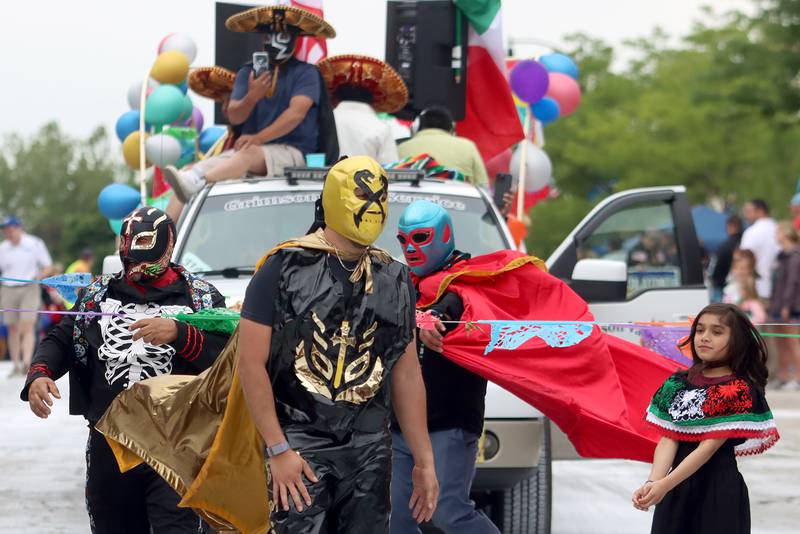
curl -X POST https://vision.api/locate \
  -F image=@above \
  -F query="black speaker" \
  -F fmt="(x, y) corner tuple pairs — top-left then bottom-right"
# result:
(385, 1), (468, 121)
(214, 2), (263, 124)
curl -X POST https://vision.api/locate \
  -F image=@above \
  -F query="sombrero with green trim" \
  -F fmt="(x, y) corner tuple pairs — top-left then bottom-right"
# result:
(225, 4), (335, 38)
(317, 54), (408, 113)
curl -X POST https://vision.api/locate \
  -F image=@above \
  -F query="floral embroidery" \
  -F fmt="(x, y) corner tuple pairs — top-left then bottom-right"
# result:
(703, 379), (752, 417)
(668, 388), (707, 421)
(652, 376), (683, 413)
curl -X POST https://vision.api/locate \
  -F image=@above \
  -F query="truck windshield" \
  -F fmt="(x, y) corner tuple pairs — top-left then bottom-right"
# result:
(177, 191), (508, 272)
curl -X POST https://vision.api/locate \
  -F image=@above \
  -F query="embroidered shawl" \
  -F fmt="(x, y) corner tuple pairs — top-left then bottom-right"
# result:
(646, 372), (780, 456)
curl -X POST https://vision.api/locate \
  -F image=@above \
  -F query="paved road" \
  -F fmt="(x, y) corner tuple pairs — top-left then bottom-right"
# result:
(1, 361), (797, 533)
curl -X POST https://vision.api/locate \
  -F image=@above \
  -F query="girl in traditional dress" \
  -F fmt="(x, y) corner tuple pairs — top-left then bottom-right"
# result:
(632, 303), (779, 534)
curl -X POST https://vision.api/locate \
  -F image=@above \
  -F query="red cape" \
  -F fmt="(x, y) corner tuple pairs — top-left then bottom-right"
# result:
(417, 250), (684, 462)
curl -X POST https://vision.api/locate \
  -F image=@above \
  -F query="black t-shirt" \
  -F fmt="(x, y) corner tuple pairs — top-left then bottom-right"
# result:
(241, 250), (416, 328)
(414, 291), (487, 437)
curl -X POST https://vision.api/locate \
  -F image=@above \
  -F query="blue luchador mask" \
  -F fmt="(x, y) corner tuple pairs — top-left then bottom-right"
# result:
(397, 200), (455, 277)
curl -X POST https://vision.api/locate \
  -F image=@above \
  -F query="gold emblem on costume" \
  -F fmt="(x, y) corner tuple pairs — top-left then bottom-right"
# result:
(295, 312), (383, 404)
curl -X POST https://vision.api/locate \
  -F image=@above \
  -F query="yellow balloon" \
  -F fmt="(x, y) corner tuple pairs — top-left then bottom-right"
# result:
(122, 131), (151, 170)
(151, 50), (190, 85)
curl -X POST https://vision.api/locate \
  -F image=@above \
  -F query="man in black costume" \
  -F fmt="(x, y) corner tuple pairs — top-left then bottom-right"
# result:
(238, 155), (439, 533)
(21, 207), (230, 533)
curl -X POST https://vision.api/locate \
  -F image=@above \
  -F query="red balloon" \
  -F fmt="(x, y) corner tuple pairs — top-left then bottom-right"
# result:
(546, 73), (581, 116)
(485, 148), (512, 183)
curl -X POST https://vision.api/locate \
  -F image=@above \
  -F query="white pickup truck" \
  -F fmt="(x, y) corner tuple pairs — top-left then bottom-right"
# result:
(107, 173), (707, 534)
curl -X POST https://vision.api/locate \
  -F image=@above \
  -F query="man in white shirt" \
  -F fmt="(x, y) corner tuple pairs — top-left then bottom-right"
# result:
(318, 54), (407, 164)
(0, 217), (52, 375)
(740, 199), (780, 300)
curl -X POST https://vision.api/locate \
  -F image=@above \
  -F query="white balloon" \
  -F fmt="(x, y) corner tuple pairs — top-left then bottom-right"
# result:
(127, 78), (161, 110)
(160, 33), (198, 64)
(145, 134), (183, 167)
(510, 141), (553, 193)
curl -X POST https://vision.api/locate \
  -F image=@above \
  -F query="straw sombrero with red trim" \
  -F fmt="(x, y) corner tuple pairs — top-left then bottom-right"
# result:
(225, 4), (335, 38)
(188, 67), (237, 102)
(317, 54), (408, 114)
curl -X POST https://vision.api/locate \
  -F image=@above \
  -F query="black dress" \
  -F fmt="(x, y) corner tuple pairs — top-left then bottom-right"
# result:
(651, 439), (750, 534)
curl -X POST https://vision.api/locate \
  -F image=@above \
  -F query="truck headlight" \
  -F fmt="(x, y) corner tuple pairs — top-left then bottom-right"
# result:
(483, 430), (500, 460)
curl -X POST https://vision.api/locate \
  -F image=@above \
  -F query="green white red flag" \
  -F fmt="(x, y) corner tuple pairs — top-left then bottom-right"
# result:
(454, 0), (524, 161)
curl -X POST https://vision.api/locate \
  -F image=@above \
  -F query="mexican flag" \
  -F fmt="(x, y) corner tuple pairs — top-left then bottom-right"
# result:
(280, 0), (328, 64)
(454, 0), (524, 161)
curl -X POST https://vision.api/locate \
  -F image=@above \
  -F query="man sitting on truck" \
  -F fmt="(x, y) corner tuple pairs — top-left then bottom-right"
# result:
(164, 4), (336, 203)
(391, 200), (500, 534)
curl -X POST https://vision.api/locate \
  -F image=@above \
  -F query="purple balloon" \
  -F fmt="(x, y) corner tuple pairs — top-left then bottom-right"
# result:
(183, 106), (204, 131)
(510, 60), (550, 104)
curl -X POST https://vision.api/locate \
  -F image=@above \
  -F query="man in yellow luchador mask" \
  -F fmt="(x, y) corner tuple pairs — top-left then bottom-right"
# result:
(237, 156), (438, 533)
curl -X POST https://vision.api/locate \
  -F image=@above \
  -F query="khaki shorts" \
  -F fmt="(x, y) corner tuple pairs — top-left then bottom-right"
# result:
(0, 284), (42, 324)
(261, 144), (305, 178)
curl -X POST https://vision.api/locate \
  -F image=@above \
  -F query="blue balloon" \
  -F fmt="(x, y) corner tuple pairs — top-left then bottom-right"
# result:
(540, 53), (579, 80)
(532, 97), (561, 125)
(198, 126), (227, 154)
(177, 81), (189, 94)
(115, 110), (142, 143)
(97, 184), (141, 219)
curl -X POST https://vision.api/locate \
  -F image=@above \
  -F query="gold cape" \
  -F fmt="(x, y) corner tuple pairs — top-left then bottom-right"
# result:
(95, 230), (392, 533)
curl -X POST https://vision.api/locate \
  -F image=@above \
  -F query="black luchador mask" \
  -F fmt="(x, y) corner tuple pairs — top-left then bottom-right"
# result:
(119, 207), (176, 282)
(263, 27), (299, 64)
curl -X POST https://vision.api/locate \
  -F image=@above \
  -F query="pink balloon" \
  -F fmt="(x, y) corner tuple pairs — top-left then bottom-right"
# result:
(546, 73), (581, 116)
(157, 33), (175, 54)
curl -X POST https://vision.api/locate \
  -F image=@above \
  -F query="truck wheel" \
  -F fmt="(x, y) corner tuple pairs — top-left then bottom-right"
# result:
(496, 418), (552, 534)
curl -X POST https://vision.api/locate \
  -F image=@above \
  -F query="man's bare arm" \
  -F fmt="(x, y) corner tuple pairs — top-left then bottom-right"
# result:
(252, 95), (314, 144)
(391, 337), (439, 522)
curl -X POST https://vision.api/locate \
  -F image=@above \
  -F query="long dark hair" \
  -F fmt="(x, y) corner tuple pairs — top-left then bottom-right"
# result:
(680, 303), (769, 390)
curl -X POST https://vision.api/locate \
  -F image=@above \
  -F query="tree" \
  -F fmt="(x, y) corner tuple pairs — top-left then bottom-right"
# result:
(0, 123), (129, 268)
(526, 3), (800, 259)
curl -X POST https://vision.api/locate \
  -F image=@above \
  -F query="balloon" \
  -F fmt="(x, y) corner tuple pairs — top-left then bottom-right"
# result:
(546, 73), (582, 116)
(158, 33), (198, 64)
(531, 97), (561, 125)
(98, 184), (141, 219)
(145, 134), (183, 167)
(540, 53), (579, 80)
(165, 127), (199, 168)
(486, 148), (512, 182)
(179, 94), (194, 121)
(510, 141), (552, 193)
(122, 131), (151, 170)
(184, 106), (204, 131)
(127, 78), (160, 110)
(115, 110), (142, 142)
(509, 60), (550, 104)
(108, 218), (124, 235)
(145, 85), (185, 126)
(198, 126), (227, 153)
(151, 50), (190, 85)
(177, 80), (188, 94)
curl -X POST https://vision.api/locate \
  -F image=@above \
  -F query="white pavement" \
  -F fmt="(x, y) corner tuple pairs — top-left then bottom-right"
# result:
(1, 360), (798, 533)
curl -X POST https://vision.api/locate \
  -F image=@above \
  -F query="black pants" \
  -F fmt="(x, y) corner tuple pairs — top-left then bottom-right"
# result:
(267, 429), (392, 534)
(86, 428), (203, 534)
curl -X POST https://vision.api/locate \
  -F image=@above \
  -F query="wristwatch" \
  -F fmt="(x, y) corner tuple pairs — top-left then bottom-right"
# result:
(266, 441), (291, 457)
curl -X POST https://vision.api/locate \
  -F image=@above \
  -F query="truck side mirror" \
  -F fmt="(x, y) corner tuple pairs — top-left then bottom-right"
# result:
(102, 254), (123, 276)
(570, 259), (628, 302)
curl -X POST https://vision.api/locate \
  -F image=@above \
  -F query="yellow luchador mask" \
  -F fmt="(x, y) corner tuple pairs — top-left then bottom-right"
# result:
(322, 156), (389, 246)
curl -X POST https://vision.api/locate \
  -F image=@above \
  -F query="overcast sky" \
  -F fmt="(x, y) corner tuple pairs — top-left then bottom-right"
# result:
(0, 0), (755, 141)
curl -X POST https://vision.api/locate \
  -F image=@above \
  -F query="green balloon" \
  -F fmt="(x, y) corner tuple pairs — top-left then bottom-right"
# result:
(108, 218), (123, 234)
(144, 85), (184, 127)
(179, 94), (194, 122)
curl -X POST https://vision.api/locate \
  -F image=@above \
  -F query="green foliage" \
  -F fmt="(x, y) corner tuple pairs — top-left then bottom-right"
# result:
(527, 1), (800, 256)
(0, 123), (130, 268)
(526, 194), (595, 259)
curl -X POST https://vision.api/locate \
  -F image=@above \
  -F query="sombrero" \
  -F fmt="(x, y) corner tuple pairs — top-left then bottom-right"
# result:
(317, 55), (408, 114)
(188, 67), (237, 102)
(225, 4), (335, 38)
